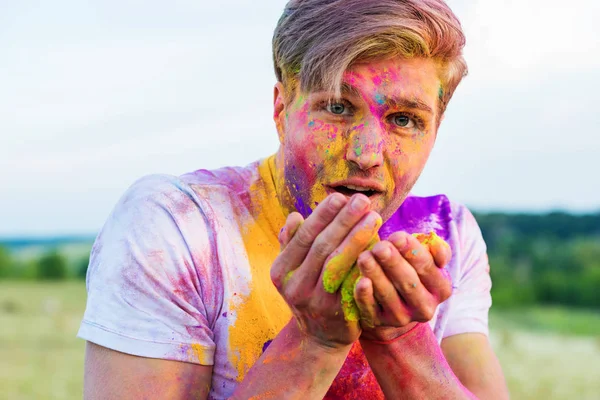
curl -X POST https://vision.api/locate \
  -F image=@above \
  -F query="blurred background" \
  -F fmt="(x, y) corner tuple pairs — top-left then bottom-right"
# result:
(1, 0), (599, 399)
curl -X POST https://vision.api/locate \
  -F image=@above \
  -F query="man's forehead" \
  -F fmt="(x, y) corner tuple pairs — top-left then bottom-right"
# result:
(344, 59), (440, 90)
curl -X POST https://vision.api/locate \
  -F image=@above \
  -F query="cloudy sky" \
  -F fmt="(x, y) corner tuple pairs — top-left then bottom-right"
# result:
(1, 0), (598, 236)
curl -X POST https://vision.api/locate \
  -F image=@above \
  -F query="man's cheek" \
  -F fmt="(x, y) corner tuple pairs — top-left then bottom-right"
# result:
(307, 119), (345, 154)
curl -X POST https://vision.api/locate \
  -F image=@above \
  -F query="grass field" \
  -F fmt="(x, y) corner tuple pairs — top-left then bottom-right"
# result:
(1, 281), (599, 400)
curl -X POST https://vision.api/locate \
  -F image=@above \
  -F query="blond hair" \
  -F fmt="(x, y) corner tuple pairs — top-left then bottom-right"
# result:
(272, 0), (468, 114)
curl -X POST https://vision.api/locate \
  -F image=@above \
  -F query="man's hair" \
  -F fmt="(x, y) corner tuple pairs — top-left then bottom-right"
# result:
(272, 0), (468, 114)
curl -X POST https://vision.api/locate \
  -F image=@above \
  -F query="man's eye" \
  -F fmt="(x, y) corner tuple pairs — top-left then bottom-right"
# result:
(393, 115), (415, 128)
(327, 103), (346, 115)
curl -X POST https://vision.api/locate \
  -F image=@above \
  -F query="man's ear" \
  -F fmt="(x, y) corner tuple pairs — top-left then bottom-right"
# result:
(273, 82), (287, 144)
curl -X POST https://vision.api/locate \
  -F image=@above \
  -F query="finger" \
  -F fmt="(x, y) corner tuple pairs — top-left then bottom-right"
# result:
(271, 193), (347, 289)
(356, 249), (410, 325)
(388, 232), (451, 301)
(321, 211), (382, 293)
(428, 234), (452, 268)
(278, 212), (304, 250)
(353, 276), (379, 328)
(292, 193), (372, 292)
(410, 231), (452, 268)
(370, 240), (437, 322)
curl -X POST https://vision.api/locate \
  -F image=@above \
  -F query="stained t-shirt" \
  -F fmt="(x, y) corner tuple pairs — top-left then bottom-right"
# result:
(77, 155), (492, 399)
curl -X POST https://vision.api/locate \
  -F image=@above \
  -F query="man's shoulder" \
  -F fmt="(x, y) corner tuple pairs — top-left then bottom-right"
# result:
(117, 160), (261, 215)
(179, 160), (261, 196)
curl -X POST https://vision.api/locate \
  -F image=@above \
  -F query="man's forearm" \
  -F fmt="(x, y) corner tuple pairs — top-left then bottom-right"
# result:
(360, 323), (477, 400)
(230, 319), (350, 399)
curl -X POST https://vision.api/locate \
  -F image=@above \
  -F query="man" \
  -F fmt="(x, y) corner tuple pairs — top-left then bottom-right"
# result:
(79, 0), (509, 398)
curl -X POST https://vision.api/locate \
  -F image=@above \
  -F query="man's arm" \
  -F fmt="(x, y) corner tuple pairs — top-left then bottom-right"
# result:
(359, 327), (509, 400)
(352, 230), (508, 399)
(442, 333), (509, 399)
(360, 323), (477, 399)
(84, 342), (213, 399)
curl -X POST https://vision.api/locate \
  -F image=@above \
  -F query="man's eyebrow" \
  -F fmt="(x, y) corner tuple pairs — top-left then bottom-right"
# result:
(340, 82), (434, 114)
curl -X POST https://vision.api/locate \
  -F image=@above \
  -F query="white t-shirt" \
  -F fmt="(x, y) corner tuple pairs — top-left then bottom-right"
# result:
(78, 156), (492, 399)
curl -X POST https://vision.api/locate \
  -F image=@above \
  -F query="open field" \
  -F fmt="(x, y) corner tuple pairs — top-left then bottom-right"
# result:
(1, 281), (599, 400)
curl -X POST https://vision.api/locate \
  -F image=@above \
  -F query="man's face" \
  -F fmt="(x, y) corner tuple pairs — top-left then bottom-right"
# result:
(275, 57), (442, 221)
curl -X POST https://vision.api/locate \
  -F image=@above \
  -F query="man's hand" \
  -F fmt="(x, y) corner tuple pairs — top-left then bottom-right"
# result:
(270, 192), (382, 349)
(353, 231), (453, 341)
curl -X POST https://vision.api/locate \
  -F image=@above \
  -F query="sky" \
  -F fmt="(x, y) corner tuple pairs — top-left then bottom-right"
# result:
(1, 0), (599, 236)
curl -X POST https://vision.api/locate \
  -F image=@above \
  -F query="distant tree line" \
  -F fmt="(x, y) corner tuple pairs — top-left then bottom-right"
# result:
(1, 210), (598, 309)
(474, 211), (600, 309)
(0, 246), (89, 281)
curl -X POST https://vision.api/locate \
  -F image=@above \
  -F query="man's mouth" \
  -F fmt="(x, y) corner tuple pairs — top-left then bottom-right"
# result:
(327, 180), (385, 199)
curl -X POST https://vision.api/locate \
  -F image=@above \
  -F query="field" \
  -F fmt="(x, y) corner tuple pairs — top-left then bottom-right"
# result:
(1, 282), (599, 400)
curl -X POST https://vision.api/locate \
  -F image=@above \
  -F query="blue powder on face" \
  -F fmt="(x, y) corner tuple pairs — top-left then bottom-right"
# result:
(308, 121), (315, 128)
(294, 196), (313, 218)
(375, 93), (385, 105)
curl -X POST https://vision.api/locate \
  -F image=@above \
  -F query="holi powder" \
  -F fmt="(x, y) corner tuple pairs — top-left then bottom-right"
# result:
(412, 231), (441, 246)
(283, 270), (295, 286)
(322, 230), (446, 323)
(324, 341), (384, 399)
(227, 157), (292, 381)
(322, 233), (380, 322)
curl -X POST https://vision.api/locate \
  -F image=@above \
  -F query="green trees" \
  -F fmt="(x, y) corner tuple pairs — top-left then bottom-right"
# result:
(36, 250), (68, 280)
(475, 212), (600, 309)
(0, 246), (11, 278)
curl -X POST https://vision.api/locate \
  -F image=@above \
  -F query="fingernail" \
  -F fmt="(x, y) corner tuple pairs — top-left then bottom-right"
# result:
(376, 244), (391, 260)
(350, 195), (369, 212)
(391, 232), (409, 250)
(330, 194), (346, 210)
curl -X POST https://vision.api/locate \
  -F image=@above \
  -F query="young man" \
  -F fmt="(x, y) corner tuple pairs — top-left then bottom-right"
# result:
(79, 0), (509, 398)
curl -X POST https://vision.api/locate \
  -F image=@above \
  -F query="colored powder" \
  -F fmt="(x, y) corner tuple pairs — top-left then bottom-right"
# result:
(323, 339), (384, 399)
(336, 230), (446, 323)
(412, 231), (440, 246)
(354, 146), (363, 157)
(322, 219), (382, 294)
(227, 159), (292, 381)
(438, 85), (444, 100)
(294, 195), (312, 218)
(378, 194), (452, 241)
(340, 266), (362, 322)
(190, 343), (211, 365)
(337, 234), (380, 322)
(283, 270), (295, 286)
(322, 253), (347, 294)
(374, 93), (385, 105)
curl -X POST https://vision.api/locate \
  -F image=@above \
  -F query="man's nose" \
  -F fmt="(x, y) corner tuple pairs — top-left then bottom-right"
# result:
(345, 123), (385, 171)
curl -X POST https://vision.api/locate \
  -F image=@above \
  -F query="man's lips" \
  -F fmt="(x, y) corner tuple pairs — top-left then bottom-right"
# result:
(325, 179), (386, 198)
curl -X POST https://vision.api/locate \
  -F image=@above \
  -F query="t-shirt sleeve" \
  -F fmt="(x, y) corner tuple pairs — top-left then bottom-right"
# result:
(77, 174), (221, 365)
(443, 203), (492, 338)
